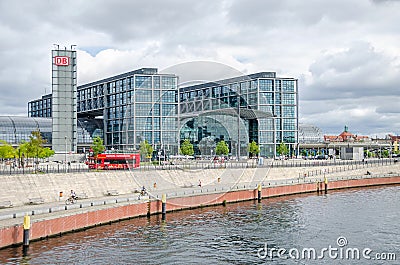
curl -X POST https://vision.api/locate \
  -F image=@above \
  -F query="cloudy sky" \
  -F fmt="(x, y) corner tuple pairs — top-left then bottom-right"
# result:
(1, 0), (400, 136)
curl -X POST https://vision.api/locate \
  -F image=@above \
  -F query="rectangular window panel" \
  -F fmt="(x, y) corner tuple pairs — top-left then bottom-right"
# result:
(282, 80), (295, 92)
(135, 90), (152, 102)
(135, 76), (152, 89)
(162, 77), (177, 89)
(259, 79), (273, 91)
(135, 103), (153, 116)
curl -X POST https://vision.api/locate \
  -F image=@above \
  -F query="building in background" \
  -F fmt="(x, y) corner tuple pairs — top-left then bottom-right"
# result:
(298, 124), (324, 144)
(28, 94), (52, 118)
(324, 126), (369, 142)
(179, 72), (298, 158)
(30, 68), (180, 155)
(28, 61), (298, 157)
(0, 116), (102, 152)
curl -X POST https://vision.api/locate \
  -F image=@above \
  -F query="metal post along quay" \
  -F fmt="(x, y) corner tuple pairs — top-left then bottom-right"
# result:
(23, 214), (30, 253)
(161, 194), (166, 220)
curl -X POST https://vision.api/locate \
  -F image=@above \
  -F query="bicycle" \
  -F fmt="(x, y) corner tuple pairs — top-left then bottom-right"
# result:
(138, 190), (148, 200)
(65, 196), (77, 205)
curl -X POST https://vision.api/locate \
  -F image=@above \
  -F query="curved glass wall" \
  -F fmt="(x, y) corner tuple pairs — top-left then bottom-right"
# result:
(0, 116), (52, 144)
(298, 123), (324, 144)
(0, 116), (103, 146)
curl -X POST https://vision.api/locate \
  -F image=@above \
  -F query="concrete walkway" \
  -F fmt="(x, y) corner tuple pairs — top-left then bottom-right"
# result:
(0, 159), (399, 230)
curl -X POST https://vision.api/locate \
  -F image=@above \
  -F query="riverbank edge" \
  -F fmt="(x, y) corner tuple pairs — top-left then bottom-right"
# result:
(1, 175), (399, 249)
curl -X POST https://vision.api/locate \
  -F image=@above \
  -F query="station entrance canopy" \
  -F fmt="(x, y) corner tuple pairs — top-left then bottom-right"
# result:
(179, 108), (274, 120)
(179, 108), (274, 158)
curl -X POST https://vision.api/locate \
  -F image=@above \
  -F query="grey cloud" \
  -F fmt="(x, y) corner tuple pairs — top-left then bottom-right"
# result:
(304, 42), (400, 101)
(0, 0), (400, 136)
(228, 0), (370, 28)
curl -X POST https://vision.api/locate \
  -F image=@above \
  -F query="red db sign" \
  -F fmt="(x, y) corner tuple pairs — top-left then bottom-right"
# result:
(54, 56), (70, 66)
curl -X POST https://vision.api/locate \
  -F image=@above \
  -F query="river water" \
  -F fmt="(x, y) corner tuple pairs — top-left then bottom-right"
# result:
(1, 185), (399, 264)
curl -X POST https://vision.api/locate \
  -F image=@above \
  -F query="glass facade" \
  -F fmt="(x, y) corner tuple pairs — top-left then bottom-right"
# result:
(298, 124), (324, 144)
(76, 68), (179, 154)
(179, 73), (298, 157)
(0, 116), (102, 148)
(28, 94), (52, 118)
(0, 117), (52, 145)
(28, 68), (298, 157)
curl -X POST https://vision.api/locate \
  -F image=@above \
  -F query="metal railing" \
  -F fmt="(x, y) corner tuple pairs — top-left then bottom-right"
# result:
(0, 158), (395, 175)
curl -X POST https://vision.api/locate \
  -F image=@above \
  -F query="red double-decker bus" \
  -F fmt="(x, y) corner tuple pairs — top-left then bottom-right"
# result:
(87, 152), (140, 169)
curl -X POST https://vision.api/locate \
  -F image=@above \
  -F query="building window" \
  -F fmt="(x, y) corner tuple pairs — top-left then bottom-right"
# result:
(282, 80), (295, 92)
(135, 90), (152, 102)
(135, 76), (152, 89)
(162, 77), (176, 89)
(162, 104), (176, 116)
(259, 79), (273, 91)
(161, 91), (176, 103)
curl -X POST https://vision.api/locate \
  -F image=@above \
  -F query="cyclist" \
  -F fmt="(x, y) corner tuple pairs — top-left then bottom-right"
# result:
(70, 190), (77, 200)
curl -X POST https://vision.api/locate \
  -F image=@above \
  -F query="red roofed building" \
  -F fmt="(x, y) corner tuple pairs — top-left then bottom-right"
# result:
(324, 126), (369, 143)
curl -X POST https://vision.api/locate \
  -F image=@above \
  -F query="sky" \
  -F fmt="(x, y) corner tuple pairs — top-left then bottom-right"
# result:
(0, 0), (400, 136)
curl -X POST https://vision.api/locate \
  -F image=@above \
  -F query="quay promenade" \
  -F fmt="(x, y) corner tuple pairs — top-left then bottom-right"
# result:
(0, 158), (399, 249)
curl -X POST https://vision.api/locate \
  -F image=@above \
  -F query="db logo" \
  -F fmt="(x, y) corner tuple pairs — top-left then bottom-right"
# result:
(54, 56), (70, 66)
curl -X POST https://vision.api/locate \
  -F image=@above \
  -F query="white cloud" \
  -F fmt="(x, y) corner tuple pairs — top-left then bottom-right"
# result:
(0, 0), (400, 136)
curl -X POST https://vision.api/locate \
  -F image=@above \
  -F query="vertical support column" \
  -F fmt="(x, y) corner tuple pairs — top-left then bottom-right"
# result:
(161, 194), (166, 220)
(22, 214), (30, 253)
(324, 176), (328, 194)
(257, 184), (262, 203)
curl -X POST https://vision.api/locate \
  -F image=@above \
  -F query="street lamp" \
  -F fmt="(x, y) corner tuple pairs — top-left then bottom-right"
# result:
(65, 136), (67, 165)
(273, 115), (277, 160)
(237, 93), (241, 161)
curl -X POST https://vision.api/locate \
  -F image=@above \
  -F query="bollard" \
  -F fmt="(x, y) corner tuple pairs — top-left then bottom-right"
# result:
(257, 184), (262, 203)
(324, 176), (328, 194)
(317, 181), (320, 193)
(161, 194), (166, 220)
(22, 214), (30, 253)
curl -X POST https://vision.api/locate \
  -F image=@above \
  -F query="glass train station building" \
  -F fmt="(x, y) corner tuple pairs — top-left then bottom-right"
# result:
(27, 51), (298, 158)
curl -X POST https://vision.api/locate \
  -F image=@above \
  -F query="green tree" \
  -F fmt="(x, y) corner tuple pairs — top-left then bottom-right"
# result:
(276, 142), (289, 157)
(180, 139), (194, 156)
(17, 141), (29, 167)
(39, 147), (55, 159)
(26, 130), (47, 162)
(0, 140), (15, 159)
(91, 136), (105, 157)
(301, 149), (308, 157)
(139, 140), (153, 161)
(247, 141), (260, 158)
(382, 149), (389, 158)
(215, 140), (229, 156)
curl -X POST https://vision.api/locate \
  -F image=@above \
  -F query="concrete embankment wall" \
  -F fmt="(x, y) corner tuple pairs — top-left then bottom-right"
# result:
(0, 168), (256, 206)
(1, 175), (399, 249)
(1, 161), (397, 206)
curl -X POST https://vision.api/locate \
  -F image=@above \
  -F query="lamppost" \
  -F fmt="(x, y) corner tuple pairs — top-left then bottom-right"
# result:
(273, 115), (277, 159)
(65, 136), (67, 165)
(65, 136), (68, 173)
(237, 93), (241, 161)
